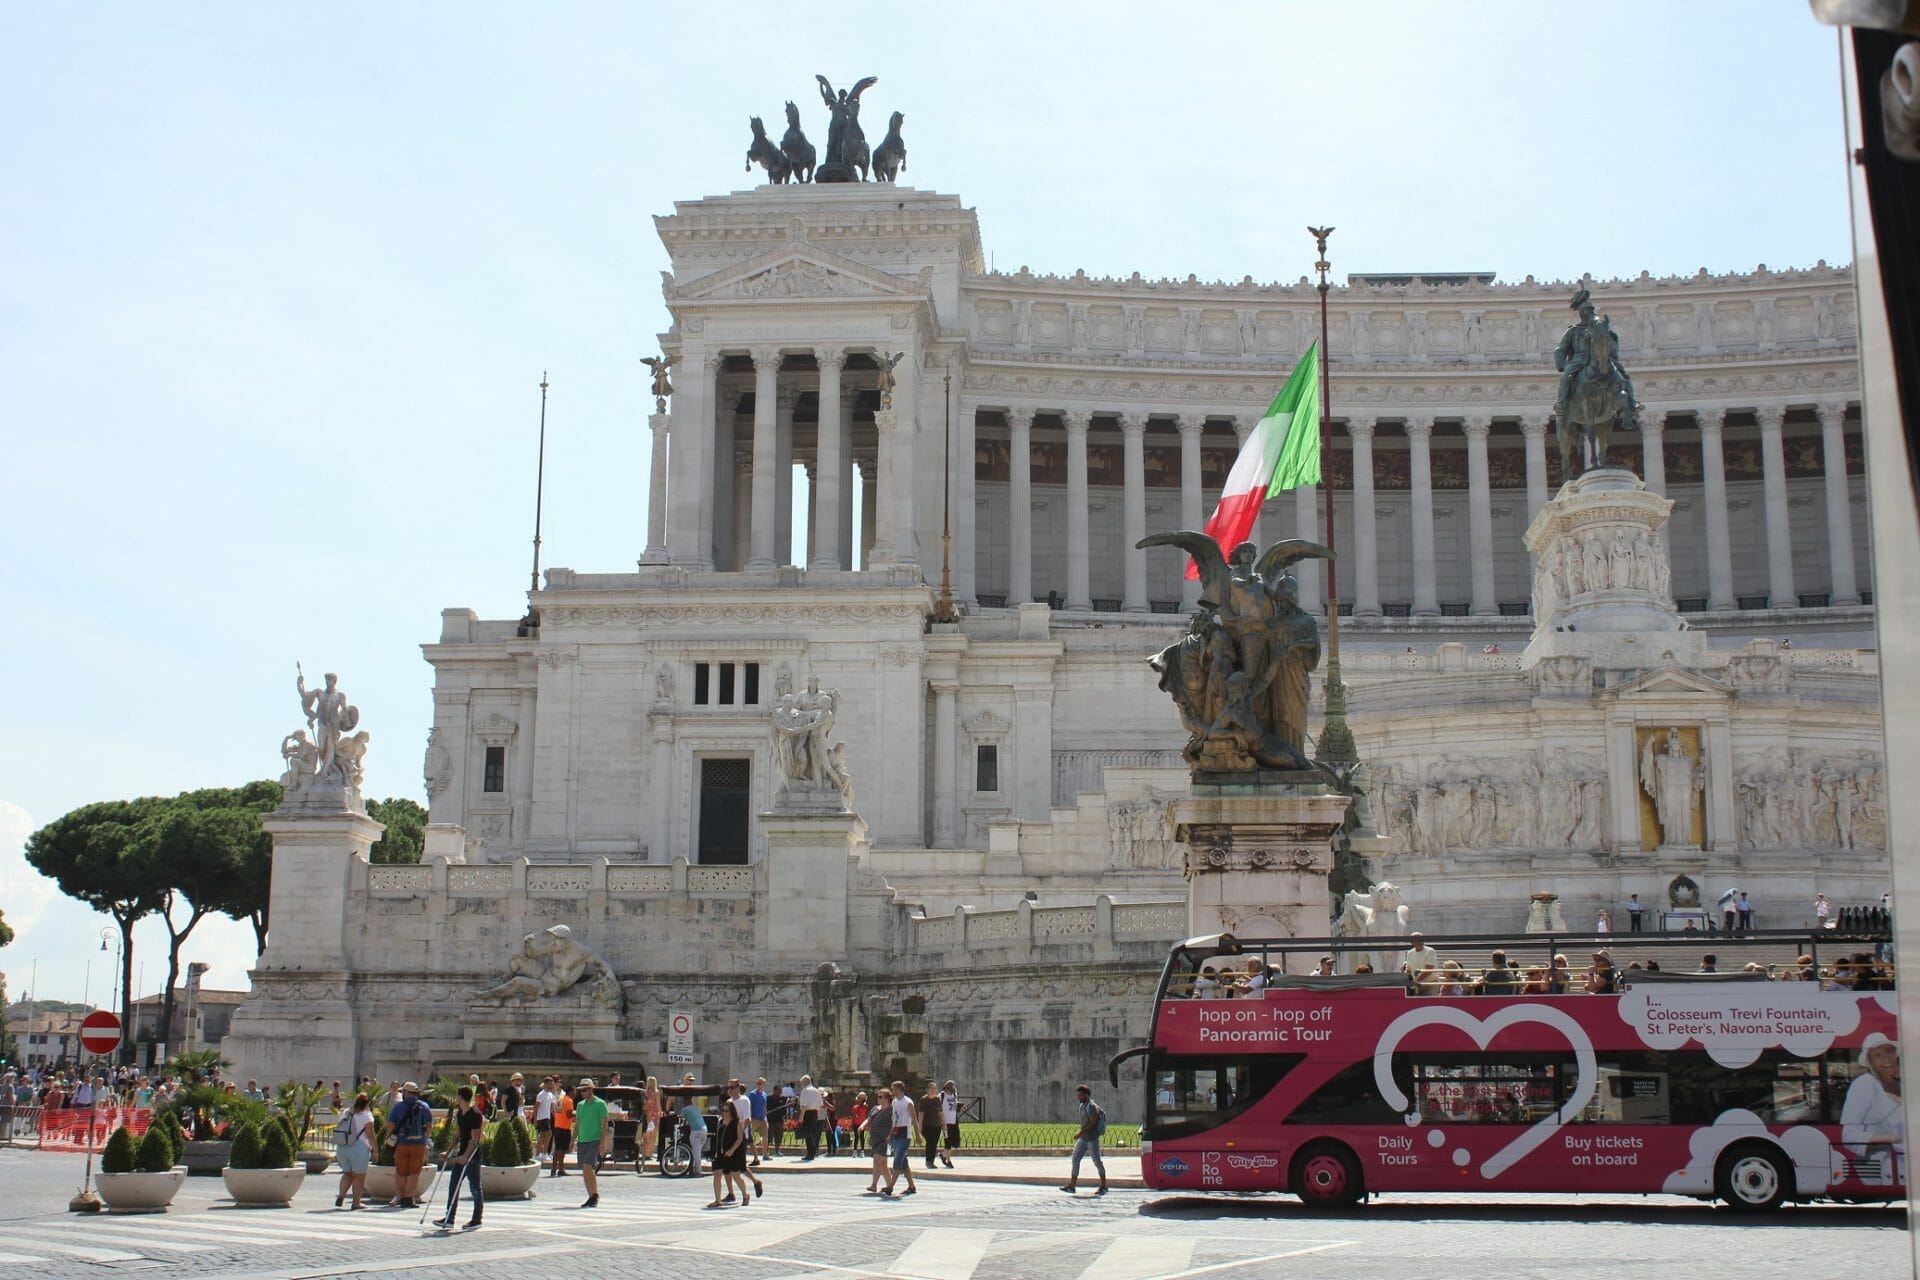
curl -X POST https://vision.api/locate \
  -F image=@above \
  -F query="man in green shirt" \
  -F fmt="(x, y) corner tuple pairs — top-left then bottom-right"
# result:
(572, 1078), (610, 1208)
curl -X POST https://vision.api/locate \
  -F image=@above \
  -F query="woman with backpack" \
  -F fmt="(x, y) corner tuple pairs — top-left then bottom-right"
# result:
(333, 1092), (374, 1210)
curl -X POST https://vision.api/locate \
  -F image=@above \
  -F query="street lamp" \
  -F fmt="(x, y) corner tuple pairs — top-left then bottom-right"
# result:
(98, 928), (123, 1065)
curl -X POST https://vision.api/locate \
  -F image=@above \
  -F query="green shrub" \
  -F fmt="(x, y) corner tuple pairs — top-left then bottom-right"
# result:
(486, 1117), (520, 1166)
(511, 1115), (533, 1165)
(228, 1121), (263, 1170)
(101, 1126), (137, 1175)
(159, 1111), (185, 1164)
(137, 1126), (175, 1173)
(260, 1119), (296, 1169)
(370, 1112), (393, 1167)
(270, 1112), (298, 1154)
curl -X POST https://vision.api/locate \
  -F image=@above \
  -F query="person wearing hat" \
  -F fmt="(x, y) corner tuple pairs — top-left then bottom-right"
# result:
(500, 1072), (524, 1125)
(386, 1081), (434, 1208)
(572, 1078), (609, 1208)
(1841, 1033), (1904, 1186)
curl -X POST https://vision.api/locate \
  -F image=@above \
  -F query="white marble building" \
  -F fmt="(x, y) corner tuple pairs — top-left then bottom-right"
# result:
(236, 182), (1890, 1110)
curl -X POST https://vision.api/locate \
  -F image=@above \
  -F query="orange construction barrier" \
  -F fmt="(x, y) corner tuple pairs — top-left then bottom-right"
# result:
(35, 1104), (151, 1153)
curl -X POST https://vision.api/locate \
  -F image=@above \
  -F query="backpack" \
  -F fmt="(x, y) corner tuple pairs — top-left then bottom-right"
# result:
(1090, 1101), (1107, 1137)
(396, 1098), (431, 1143)
(333, 1112), (354, 1148)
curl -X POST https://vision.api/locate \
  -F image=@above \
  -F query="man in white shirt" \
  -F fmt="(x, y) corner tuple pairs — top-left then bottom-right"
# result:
(1243, 957), (1269, 993)
(797, 1075), (825, 1161)
(938, 1081), (960, 1169)
(1403, 933), (1441, 976)
(883, 1082), (918, 1196)
(535, 1079), (557, 1164)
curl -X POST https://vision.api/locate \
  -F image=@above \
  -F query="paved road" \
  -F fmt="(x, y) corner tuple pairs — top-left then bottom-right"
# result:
(0, 1148), (1905, 1279)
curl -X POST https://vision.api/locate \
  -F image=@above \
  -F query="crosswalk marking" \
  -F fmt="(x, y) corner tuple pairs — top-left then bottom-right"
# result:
(0, 1252), (50, 1264)
(658, 1218), (822, 1253)
(888, 1228), (996, 1280)
(1077, 1235), (1195, 1280)
(39, 1226), (212, 1253)
(0, 1233), (147, 1263)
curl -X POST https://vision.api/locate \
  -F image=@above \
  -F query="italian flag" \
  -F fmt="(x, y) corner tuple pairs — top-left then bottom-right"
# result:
(1186, 342), (1322, 578)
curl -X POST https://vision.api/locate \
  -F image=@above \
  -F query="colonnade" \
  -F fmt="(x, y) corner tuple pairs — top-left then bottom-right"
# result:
(981, 401), (1861, 616)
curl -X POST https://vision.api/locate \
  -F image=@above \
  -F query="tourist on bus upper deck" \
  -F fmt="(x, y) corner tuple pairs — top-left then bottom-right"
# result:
(1439, 959), (1472, 995)
(1586, 951), (1619, 993)
(1403, 933), (1440, 974)
(1314, 956), (1336, 977)
(1520, 966), (1550, 995)
(1243, 957), (1269, 992)
(1697, 953), (1718, 973)
(1191, 967), (1220, 999)
(1412, 965), (1442, 995)
(1546, 954), (1572, 994)
(1479, 951), (1519, 995)
(1791, 955), (1817, 982)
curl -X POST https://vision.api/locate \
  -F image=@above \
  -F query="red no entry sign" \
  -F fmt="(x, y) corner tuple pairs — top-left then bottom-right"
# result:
(79, 1010), (121, 1056)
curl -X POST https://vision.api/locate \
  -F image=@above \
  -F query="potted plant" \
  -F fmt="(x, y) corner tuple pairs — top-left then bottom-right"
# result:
(95, 1124), (186, 1212)
(222, 1119), (306, 1206)
(480, 1115), (539, 1200)
(274, 1081), (332, 1175)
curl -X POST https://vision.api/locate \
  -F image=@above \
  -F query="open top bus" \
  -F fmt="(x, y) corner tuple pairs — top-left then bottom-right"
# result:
(1109, 928), (1900, 1212)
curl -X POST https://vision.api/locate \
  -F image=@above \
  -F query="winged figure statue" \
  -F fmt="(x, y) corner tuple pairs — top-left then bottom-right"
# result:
(1138, 532), (1332, 773)
(641, 354), (676, 407)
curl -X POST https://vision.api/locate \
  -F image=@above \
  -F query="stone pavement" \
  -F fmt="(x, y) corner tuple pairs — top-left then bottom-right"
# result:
(0, 1146), (1904, 1279)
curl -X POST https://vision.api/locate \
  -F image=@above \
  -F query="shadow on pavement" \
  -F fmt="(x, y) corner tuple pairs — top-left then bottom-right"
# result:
(1138, 1195), (1907, 1229)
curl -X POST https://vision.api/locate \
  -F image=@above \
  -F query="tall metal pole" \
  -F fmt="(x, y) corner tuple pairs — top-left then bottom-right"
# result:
(931, 366), (958, 624)
(522, 373), (550, 635)
(1309, 226), (1356, 766)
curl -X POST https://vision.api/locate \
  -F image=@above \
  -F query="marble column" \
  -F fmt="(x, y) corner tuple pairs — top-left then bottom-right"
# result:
(869, 411), (898, 563)
(1755, 404), (1796, 609)
(1121, 412), (1148, 612)
(1348, 417), (1381, 617)
(1520, 413), (1550, 520)
(668, 351), (717, 569)
(891, 356), (919, 564)
(711, 405), (736, 570)
(1818, 401), (1860, 605)
(730, 447), (753, 572)
(1177, 414), (1204, 611)
(838, 386), (855, 568)
(1698, 409), (1737, 610)
(1294, 481), (1321, 614)
(1640, 408), (1669, 556)
(1064, 409), (1092, 610)
(931, 680), (958, 847)
(857, 457), (877, 567)
(775, 386), (796, 565)
(641, 412), (670, 564)
(746, 347), (782, 570)
(810, 349), (846, 570)
(1463, 416), (1496, 616)
(956, 391), (977, 606)
(1007, 408), (1035, 606)
(1406, 416), (1439, 616)
(1233, 418), (1262, 546)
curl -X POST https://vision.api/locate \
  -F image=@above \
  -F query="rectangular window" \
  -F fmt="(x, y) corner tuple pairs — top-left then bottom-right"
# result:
(697, 757), (752, 865)
(976, 744), (999, 793)
(694, 662), (711, 706)
(743, 662), (760, 705)
(482, 746), (505, 793)
(718, 662), (736, 705)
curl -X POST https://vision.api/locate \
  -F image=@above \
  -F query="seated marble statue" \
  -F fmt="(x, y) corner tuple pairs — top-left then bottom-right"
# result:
(476, 924), (623, 1009)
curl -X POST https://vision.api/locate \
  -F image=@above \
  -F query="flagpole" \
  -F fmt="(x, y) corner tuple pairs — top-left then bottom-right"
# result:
(1309, 226), (1356, 766)
(520, 372), (550, 636)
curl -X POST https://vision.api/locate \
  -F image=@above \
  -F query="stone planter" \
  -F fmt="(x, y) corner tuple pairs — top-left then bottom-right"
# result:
(95, 1169), (186, 1212)
(299, 1150), (333, 1175)
(221, 1165), (306, 1207)
(364, 1163), (438, 1201)
(182, 1140), (231, 1176)
(480, 1163), (540, 1200)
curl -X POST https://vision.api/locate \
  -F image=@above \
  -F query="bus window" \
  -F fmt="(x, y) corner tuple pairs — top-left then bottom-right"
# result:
(1146, 1053), (1302, 1139)
(1410, 1056), (1559, 1124)
(1586, 1068), (1671, 1125)
(1284, 1057), (1412, 1126)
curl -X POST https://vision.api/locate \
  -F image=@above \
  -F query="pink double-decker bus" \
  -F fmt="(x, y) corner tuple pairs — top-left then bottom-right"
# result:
(1110, 931), (1901, 1212)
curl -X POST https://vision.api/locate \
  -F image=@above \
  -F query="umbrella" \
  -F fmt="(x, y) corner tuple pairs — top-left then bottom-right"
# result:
(1717, 888), (1741, 907)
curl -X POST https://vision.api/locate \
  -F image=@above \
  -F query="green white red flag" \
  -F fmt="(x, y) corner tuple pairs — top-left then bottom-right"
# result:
(1186, 342), (1321, 578)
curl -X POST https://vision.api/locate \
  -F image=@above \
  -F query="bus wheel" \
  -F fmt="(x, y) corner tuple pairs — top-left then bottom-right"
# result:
(1291, 1141), (1363, 1210)
(1715, 1143), (1790, 1214)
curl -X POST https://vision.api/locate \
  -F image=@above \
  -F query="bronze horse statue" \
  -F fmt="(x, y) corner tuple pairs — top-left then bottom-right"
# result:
(780, 101), (816, 183)
(1557, 314), (1636, 477)
(872, 111), (906, 183)
(746, 116), (791, 184)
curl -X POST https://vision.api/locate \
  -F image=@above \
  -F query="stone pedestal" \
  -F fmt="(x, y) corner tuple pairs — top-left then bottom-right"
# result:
(760, 809), (866, 961)
(223, 805), (383, 1085)
(1176, 775), (1351, 940)
(1522, 468), (1705, 668)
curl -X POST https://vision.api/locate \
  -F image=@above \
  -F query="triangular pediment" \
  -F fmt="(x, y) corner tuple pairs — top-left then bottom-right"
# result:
(671, 244), (925, 302)
(1603, 664), (1732, 700)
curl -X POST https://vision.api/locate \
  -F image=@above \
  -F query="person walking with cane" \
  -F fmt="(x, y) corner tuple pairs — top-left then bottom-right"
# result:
(433, 1086), (485, 1230)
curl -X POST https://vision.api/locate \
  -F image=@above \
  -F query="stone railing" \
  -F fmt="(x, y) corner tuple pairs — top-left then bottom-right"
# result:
(1337, 646), (1871, 677)
(361, 856), (760, 902)
(906, 895), (1186, 961)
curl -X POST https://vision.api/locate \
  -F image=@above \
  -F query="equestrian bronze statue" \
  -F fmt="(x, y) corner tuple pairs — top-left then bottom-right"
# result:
(1553, 286), (1640, 479)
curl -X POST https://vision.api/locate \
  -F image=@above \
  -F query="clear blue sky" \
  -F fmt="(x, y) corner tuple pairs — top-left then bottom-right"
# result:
(0, 3), (1853, 1008)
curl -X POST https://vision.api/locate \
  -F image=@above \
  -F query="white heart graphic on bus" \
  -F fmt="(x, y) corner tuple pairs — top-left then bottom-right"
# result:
(1372, 1004), (1597, 1180)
